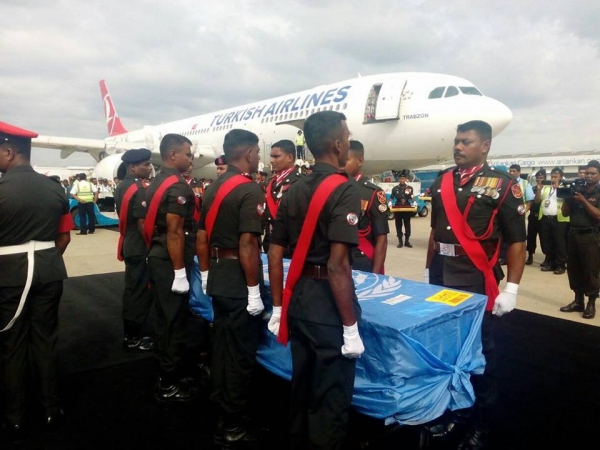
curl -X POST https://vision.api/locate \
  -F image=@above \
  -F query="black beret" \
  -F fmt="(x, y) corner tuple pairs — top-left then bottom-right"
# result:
(215, 155), (227, 166)
(121, 148), (152, 164)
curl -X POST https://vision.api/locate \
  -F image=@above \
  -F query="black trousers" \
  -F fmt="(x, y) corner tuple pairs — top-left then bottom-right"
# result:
(394, 211), (412, 239)
(77, 202), (96, 234)
(122, 256), (153, 336)
(428, 275), (498, 415)
(540, 216), (568, 268)
(296, 145), (304, 160)
(0, 281), (63, 425)
(210, 295), (262, 415)
(567, 230), (600, 297)
(526, 214), (543, 254)
(147, 257), (189, 380)
(288, 317), (356, 450)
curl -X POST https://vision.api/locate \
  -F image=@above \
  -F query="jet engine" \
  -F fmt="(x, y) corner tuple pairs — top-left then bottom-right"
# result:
(91, 153), (155, 181)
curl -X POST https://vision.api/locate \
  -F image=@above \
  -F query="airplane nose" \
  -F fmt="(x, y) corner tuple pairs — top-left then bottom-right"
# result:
(486, 98), (513, 136)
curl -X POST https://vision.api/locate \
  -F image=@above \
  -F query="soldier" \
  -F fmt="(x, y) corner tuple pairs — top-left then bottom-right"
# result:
(141, 134), (197, 402)
(559, 161), (600, 319)
(215, 155), (228, 177)
(344, 140), (389, 273)
(196, 129), (265, 447)
(263, 139), (303, 254)
(390, 172), (414, 248)
(268, 111), (364, 449)
(526, 169), (547, 265)
(0, 122), (74, 438)
(114, 148), (154, 352)
(425, 120), (526, 449)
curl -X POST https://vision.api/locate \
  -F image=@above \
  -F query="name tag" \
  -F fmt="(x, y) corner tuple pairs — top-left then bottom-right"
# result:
(438, 243), (456, 257)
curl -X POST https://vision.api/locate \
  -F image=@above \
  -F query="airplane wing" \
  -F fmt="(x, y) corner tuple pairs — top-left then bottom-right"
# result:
(32, 135), (140, 162)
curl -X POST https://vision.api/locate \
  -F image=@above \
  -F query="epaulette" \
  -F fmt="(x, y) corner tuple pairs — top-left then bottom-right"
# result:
(361, 179), (381, 191)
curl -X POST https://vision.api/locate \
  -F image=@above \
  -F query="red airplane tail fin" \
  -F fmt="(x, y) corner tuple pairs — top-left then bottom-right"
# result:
(99, 79), (128, 136)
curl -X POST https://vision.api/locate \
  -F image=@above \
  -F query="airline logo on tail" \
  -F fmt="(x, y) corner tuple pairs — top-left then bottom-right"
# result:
(99, 80), (128, 136)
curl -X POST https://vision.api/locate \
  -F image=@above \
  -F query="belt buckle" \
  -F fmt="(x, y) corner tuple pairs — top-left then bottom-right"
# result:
(439, 243), (456, 257)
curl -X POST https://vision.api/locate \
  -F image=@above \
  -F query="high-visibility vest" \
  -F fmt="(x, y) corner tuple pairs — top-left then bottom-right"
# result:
(537, 185), (569, 222)
(76, 181), (94, 202)
(295, 135), (304, 146)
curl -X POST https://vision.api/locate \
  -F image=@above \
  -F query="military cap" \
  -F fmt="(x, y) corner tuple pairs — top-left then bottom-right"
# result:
(0, 121), (38, 142)
(121, 148), (152, 164)
(215, 155), (227, 166)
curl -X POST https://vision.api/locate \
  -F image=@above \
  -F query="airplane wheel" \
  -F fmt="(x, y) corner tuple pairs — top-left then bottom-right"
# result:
(418, 206), (429, 218)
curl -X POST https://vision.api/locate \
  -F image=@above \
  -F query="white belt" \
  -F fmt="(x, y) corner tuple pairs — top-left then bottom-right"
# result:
(0, 240), (55, 332)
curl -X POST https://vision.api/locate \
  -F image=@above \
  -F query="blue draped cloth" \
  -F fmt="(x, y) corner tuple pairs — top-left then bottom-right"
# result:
(190, 255), (486, 425)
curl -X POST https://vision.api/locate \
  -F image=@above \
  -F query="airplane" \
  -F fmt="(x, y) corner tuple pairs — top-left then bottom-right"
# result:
(32, 73), (513, 180)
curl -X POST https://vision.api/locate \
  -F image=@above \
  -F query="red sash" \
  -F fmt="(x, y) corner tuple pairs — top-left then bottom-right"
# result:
(440, 171), (512, 310)
(117, 183), (141, 261)
(143, 175), (179, 247)
(357, 189), (385, 274)
(265, 178), (278, 220)
(205, 174), (253, 241)
(277, 174), (347, 345)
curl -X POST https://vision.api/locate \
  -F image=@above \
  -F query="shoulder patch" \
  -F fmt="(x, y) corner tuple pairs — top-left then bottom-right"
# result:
(257, 203), (265, 216)
(346, 213), (359, 226)
(377, 191), (387, 204)
(177, 196), (187, 205)
(511, 184), (523, 199)
(517, 204), (526, 215)
(378, 204), (388, 213)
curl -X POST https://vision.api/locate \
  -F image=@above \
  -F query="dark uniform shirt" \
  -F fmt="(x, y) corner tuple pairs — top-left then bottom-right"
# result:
(114, 174), (148, 258)
(141, 167), (196, 263)
(568, 184), (600, 228)
(263, 168), (303, 255)
(429, 164), (526, 286)
(0, 165), (69, 287)
(199, 165), (265, 298)
(390, 183), (414, 207)
(352, 176), (390, 250)
(270, 162), (361, 325)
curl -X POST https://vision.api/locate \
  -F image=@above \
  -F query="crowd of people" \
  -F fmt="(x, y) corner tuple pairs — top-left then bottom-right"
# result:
(1, 114), (599, 450)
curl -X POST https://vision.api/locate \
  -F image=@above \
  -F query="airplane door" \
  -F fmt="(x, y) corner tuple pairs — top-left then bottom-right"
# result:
(375, 81), (406, 120)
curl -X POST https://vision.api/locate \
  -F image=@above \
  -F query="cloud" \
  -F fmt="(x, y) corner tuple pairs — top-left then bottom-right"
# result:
(1, 0), (599, 167)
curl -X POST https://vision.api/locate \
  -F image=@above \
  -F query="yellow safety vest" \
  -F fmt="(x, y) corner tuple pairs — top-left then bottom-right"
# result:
(537, 185), (569, 222)
(295, 135), (304, 146)
(76, 181), (94, 203)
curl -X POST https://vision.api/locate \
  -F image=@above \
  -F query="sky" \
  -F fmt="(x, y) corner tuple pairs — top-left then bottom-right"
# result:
(1, 0), (599, 167)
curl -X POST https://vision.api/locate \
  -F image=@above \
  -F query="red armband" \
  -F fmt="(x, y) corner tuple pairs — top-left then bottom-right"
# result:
(58, 212), (75, 233)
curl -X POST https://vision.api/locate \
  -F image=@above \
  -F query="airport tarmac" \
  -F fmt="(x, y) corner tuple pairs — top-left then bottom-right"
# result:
(62, 216), (599, 327)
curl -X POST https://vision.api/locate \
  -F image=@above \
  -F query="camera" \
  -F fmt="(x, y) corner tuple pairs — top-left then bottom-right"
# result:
(557, 178), (586, 199)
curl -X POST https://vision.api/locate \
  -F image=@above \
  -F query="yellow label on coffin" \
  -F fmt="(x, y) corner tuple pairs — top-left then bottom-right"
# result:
(426, 289), (473, 306)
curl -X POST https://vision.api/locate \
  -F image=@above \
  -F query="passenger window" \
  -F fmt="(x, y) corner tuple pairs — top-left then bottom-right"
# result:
(445, 86), (459, 97)
(428, 87), (445, 99)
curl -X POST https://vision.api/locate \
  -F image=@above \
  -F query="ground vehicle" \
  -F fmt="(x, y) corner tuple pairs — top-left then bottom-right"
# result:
(69, 199), (119, 229)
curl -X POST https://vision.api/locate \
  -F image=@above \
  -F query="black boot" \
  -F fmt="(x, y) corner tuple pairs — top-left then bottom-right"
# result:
(404, 236), (413, 248)
(214, 412), (259, 448)
(525, 252), (533, 265)
(583, 297), (597, 319)
(457, 408), (490, 450)
(560, 293), (585, 313)
(396, 239), (403, 248)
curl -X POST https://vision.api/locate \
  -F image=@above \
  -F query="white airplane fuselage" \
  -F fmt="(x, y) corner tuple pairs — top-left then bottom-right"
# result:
(34, 73), (513, 180)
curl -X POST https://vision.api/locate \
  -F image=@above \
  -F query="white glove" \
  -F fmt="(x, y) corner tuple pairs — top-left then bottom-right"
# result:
(246, 285), (264, 316)
(268, 306), (282, 336)
(493, 282), (518, 317)
(424, 268), (430, 284)
(172, 268), (189, 294)
(341, 323), (365, 359)
(200, 270), (209, 296)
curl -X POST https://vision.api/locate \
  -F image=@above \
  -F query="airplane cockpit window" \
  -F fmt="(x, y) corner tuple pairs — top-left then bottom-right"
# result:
(428, 87), (445, 99)
(444, 86), (459, 97)
(459, 86), (482, 96)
